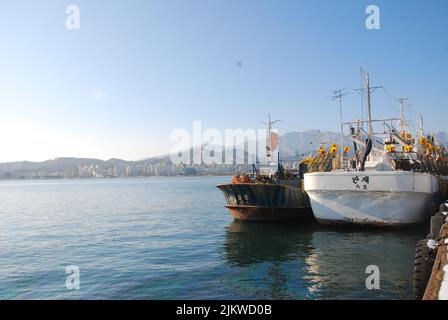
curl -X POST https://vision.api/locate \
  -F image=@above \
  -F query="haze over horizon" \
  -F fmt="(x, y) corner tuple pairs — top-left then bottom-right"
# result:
(1, 0), (447, 162)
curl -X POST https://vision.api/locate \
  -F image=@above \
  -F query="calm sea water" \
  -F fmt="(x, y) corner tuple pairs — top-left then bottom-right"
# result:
(0, 176), (425, 300)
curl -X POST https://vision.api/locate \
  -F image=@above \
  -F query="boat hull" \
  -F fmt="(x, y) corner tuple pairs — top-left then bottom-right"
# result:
(304, 171), (439, 227)
(217, 182), (312, 221)
(225, 205), (313, 222)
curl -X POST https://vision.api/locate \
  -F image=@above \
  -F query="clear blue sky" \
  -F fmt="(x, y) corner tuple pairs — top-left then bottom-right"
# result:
(0, 0), (447, 162)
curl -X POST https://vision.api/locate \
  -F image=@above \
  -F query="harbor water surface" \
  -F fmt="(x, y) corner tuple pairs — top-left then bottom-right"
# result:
(0, 176), (425, 299)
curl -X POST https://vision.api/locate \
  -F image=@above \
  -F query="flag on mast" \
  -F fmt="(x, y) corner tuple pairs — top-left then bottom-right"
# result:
(264, 114), (280, 163)
(266, 131), (279, 159)
(270, 131), (279, 151)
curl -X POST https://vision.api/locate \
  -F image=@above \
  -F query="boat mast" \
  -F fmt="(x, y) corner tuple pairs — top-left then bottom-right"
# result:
(332, 89), (348, 166)
(365, 72), (373, 137)
(267, 114), (272, 165)
(419, 114), (424, 137)
(265, 114), (279, 167)
(359, 70), (382, 138)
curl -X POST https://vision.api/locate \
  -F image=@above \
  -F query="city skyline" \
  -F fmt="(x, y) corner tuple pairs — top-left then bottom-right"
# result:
(1, 0), (447, 162)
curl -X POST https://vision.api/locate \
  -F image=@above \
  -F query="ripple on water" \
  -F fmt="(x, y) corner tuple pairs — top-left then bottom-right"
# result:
(0, 177), (425, 299)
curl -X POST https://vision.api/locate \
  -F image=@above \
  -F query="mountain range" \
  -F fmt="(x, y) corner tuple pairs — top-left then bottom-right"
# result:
(1, 130), (447, 178)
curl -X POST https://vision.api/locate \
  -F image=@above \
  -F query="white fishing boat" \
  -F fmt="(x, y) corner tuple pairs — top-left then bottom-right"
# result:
(305, 170), (439, 226)
(304, 71), (448, 227)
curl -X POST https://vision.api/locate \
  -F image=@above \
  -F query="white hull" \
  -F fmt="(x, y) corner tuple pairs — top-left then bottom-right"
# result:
(304, 171), (439, 226)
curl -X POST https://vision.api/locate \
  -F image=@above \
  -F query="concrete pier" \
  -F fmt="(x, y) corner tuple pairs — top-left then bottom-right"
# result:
(423, 206), (448, 300)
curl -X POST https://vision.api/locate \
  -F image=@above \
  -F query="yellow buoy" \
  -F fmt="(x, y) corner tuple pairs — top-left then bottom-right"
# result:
(317, 146), (325, 155)
(404, 145), (413, 153)
(386, 145), (395, 153)
(419, 137), (428, 145)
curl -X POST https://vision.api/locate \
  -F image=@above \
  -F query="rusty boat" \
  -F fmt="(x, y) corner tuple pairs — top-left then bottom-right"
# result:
(217, 163), (312, 221)
(217, 115), (313, 221)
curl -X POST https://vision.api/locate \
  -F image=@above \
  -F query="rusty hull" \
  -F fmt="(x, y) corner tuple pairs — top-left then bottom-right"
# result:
(226, 205), (313, 222)
(217, 182), (312, 221)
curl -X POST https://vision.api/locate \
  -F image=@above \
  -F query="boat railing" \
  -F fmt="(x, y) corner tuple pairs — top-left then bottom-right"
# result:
(331, 155), (352, 171)
(388, 152), (443, 174)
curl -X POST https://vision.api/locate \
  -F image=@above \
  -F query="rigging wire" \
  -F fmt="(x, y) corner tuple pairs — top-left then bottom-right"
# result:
(382, 87), (396, 100)
(407, 103), (419, 134)
(381, 87), (420, 134)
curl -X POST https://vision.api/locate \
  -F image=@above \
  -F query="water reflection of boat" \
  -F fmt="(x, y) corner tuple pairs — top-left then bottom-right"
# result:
(222, 221), (425, 299)
(222, 221), (316, 299)
(304, 228), (425, 299)
(223, 221), (315, 266)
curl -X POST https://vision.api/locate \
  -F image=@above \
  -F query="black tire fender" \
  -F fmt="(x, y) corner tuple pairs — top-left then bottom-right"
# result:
(413, 239), (436, 300)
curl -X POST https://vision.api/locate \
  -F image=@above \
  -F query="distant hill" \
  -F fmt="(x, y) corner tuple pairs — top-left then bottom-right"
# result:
(0, 130), (447, 179)
(0, 157), (135, 173)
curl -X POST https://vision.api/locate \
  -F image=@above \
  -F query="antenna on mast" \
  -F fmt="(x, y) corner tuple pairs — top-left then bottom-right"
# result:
(395, 97), (410, 132)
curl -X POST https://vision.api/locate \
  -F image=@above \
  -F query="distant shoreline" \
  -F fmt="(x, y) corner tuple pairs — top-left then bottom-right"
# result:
(0, 174), (232, 182)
